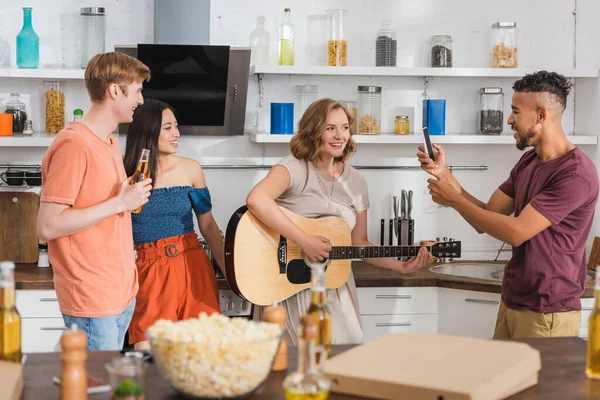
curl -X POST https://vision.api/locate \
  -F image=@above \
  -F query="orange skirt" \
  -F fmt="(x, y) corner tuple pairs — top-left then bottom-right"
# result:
(128, 232), (220, 344)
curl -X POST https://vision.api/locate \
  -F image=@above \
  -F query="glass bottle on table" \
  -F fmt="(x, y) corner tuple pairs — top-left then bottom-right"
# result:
(306, 264), (332, 360)
(129, 148), (150, 214)
(0, 261), (21, 363)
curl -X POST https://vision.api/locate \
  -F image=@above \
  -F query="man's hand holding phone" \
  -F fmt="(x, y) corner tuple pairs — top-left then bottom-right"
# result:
(417, 128), (448, 179)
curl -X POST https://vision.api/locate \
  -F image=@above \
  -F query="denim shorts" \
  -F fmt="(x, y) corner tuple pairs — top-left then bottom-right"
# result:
(62, 299), (136, 351)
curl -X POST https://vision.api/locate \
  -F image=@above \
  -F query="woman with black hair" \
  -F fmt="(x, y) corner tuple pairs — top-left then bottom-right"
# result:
(123, 98), (224, 350)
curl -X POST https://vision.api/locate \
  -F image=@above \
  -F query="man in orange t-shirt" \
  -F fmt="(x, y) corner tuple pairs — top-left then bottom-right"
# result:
(38, 52), (152, 350)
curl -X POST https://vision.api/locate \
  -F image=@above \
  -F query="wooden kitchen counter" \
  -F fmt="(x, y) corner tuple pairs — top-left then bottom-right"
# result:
(15, 261), (595, 297)
(21, 337), (600, 399)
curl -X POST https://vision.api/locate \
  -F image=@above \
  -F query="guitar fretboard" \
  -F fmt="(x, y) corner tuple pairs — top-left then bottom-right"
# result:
(329, 245), (430, 260)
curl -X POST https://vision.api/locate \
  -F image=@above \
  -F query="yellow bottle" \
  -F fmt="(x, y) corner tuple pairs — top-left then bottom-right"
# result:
(283, 316), (330, 400)
(586, 269), (600, 379)
(306, 265), (332, 360)
(129, 148), (150, 214)
(0, 261), (21, 363)
(278, 8), (295, 65)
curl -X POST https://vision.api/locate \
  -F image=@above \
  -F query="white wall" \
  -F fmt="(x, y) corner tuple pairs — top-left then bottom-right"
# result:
(0, 0), (598, 260)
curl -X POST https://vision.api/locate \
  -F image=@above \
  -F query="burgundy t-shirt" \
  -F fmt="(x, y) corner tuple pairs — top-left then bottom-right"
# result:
(498, 147), (598, 313)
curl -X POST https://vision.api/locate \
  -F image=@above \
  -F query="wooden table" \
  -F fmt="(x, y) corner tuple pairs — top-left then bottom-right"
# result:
(22, 337), (600, 399)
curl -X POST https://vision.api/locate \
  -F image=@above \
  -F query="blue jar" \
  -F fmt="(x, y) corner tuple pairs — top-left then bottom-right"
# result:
(16, 7), (39, 69)
(270, 103), (294, 134)
(422, 99), (446, 135)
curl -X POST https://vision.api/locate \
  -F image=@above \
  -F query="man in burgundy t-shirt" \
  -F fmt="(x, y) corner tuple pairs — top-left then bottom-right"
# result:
(418, 71), (599, 339)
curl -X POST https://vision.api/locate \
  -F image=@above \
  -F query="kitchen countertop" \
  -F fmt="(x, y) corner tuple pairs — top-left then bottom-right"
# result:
(14, 261), (595, 297)
(21, 337), (600, 399)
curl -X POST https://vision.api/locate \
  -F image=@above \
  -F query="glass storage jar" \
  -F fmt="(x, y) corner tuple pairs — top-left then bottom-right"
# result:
(491, 22), (517, 68)
(295, 85), (318, 129)
(45, 81), (65, 133)
(430, 35), (453, 68)
(394, 115), (410, 135)
(80, 7), (105, 69)
(339, 100), (357, 133)
(4, 93), (27, 133)
(327, 9), (348, 66)
(478, 87), (504, 135)
(375, 20), (397, 67)
(357, 86), (382, 135)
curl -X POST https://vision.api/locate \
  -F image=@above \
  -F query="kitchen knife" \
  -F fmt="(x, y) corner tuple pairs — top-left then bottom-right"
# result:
(401, 190), (407, 220)
(407, 190), (413, 220)
(393, 196), (399, 237)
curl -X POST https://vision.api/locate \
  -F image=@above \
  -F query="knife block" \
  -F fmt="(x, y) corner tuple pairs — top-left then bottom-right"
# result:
(397, 219), (414, 261)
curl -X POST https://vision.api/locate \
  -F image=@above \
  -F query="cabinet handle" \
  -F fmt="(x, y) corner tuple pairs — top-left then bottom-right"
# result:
(40, 327), (68, 331)
(375, 322), (412, 327)
(465, 298), (499, 305)
(582, 308), (594, 311)
(375, 295), (412, 300)
(39, 298), (59, 302)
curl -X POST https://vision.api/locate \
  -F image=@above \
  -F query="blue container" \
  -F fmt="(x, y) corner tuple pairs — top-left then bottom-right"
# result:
(270, 103), (294, 134)
(16, 7), (39, 69)
(423, 99), (446, 135)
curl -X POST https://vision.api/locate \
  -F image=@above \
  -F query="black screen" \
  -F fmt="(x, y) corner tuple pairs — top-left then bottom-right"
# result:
(137, 44), (230, 126)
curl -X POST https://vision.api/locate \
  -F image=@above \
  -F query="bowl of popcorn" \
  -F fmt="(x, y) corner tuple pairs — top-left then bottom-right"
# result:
(146, 313), (282, 399)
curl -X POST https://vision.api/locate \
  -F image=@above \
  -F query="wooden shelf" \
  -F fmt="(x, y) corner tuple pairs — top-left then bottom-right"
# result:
(249, 132), (598, 145)
(251, 65), (599, 78)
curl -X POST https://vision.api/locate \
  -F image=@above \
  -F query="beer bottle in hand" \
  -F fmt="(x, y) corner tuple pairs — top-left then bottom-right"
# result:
(129, 148), (150, 214)
(0, 261), (21, 363)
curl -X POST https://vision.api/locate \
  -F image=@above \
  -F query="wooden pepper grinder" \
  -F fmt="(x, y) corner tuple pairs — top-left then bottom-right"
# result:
(60, 323), (88, 400)
(264, 303), (287, 371)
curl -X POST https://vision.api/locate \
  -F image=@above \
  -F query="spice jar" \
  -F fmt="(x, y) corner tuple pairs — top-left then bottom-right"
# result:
(4, 93), (27, 133)
(339, 100), (357, 133)
(491, 22), (517, 68)
(45, 81), (65, 133)
(357, 86), (382, 135)
(430, 35), (453, 68)
(394, 115), (410, 135)
(327, 9), (347, 66)
(375, 20), (397, 67)
(478, 87), (504, 135)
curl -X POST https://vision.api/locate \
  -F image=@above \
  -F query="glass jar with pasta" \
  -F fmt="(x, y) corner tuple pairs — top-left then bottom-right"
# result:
(491, 22), (518, 68)
(327, 9), (347, 66)
(44, 81), (65, 133)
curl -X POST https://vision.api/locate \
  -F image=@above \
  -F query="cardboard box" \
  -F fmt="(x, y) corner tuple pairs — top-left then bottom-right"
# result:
(0, 360), (23, 400)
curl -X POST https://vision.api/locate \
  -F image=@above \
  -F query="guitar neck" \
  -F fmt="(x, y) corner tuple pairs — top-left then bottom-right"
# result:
(329, 245), (428, 260)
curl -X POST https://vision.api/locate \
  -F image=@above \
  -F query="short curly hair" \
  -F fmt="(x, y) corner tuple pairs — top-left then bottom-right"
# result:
(512, 71), (572, 109)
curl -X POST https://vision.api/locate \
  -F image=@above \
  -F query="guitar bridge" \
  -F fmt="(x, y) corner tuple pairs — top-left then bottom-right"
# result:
(278, 236), (287, 274)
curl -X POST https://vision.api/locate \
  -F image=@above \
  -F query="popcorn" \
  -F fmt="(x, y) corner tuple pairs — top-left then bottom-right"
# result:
(147, 313), (282, 398)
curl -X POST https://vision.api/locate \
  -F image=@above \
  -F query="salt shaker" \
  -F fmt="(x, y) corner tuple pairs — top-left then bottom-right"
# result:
(264, 303), (287, 371)
(37, 243), (50, 268)
(60, 323), (88, 400)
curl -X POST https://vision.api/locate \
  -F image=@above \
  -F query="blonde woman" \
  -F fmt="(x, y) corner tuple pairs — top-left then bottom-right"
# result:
(246, 98), (435, 345)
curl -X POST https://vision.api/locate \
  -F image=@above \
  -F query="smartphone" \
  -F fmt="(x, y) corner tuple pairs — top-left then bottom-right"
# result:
(422, 127), (435, 162)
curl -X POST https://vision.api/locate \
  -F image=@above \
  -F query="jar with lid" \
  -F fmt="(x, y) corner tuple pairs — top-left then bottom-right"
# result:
(339, 100), (357, 133)
(73, 109), (83, 122)
(80, 7), (105, 69)
(45, 81), (65, 133)
(327, 9), (348, 66)
(394, 115), (410, 135)
(357, 86), (382, 135)
(295, 85), (318, 129)
(4, 93), (27, 133)
(430, 35), (453, 68)
(38, 243), (49, 268)
(375, 21), (397, 67)
(478, 87), (504, 135)
(491, 22), (517, 68)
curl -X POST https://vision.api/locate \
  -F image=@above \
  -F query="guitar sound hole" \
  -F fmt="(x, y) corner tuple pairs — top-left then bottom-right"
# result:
(287, 260), (328, 284)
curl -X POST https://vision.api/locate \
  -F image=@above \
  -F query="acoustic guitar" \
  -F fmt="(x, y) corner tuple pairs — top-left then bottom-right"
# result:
(224, 205), (461, 306)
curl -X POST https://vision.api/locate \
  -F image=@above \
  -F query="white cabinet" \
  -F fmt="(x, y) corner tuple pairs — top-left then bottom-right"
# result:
(357, 287), (438, 343)
(16, 290), (66, 353)
(437, 288), (500, 339)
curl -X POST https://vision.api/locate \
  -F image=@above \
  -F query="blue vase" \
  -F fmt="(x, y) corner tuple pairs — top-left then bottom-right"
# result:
(16, 7), (39, 69)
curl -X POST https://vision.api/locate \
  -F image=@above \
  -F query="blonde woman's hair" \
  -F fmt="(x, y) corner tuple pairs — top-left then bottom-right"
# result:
(84, 52), (151, 103)
(290, 98), (356, 162)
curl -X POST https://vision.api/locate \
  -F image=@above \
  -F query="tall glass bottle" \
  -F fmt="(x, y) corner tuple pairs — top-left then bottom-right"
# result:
(282, 316), (330, 400)
(306, 265), (332, 359)
(278, 8), (295, 66)
(586, 269), (600, 379)
(250, 16), (270, 65)
(0, 261), (21, 363)
(16, 7), (39, 69)
(129, 149), (150, 214)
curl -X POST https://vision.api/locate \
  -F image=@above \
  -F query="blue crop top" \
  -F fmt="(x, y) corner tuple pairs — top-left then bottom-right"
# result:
(131, 186), (212, 246)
